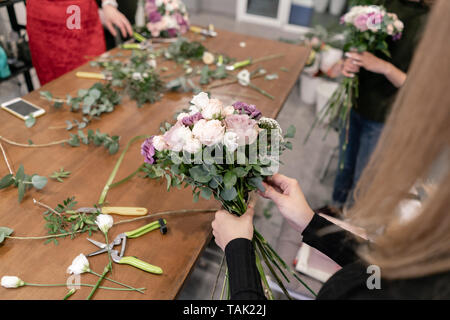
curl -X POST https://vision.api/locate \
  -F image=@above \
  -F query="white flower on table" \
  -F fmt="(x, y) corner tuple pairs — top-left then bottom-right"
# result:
(1, 276), (25, 288)
(67, 254), (91, 275)
(237, 69), (250, 86)
(95, 214), (114, 234)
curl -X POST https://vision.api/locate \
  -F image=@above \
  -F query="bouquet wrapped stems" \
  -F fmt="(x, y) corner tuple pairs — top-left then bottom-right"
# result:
(217, 189), (317, 300)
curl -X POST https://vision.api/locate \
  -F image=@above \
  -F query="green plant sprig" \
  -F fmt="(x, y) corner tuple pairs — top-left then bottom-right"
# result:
(40, 82), (121, 130)
(39, 197), (100, 245)
(49, 168), (71, 182)
(0, 164), (47, 203)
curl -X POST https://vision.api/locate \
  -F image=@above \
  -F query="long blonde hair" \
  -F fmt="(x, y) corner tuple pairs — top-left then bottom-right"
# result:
(348, 0), (450, 279)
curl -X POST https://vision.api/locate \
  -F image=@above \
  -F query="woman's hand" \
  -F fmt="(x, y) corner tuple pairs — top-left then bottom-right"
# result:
(258, 174), (315, 233)
(345, 51), (390, 75)
(102, 4), (133, 38)
(212, 204), (255, 251)
(341, 57), (361, 78)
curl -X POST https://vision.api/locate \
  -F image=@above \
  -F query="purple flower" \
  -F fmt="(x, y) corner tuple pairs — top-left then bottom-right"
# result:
(393, 32), (402, 41)
(182, 112), (203, 126)
(141, 137), (156, 164)
(167, 28), (179, 38)
(145, 0), (157, 16)
(148, 11), (162, 23)
(232, 101), (262, 119)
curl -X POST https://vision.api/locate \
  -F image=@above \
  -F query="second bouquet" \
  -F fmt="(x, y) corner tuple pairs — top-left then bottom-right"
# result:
(140, 92), (315, 299)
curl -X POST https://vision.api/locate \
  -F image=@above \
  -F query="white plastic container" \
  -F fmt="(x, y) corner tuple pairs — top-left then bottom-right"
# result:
(320, 47), (343, 75)
(300, 74), (321, 105)
(316, 79), (339, 121)
(314, 0), (329, 13)
(329, 0), (347, 16)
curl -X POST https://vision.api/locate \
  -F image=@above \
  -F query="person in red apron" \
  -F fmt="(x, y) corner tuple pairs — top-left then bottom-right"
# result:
(27, 0), (133, 85)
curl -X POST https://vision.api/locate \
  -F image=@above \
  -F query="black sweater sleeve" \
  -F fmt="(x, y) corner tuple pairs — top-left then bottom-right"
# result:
(302, 214), (359, 267)
(225, 238), (266, 300)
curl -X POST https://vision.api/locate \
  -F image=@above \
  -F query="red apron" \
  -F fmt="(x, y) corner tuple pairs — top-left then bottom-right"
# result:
(27, 0), (106, 85)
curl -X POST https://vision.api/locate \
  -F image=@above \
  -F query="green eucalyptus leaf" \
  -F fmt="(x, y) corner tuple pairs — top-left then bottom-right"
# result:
(31, 175), (48, 190)
(39, 91), (53, 101)
(284, 125), (296, 139)
(223, 171), (237, 190)
(17, 181), (25, 203)
(25, 114), (36, 128)
(0, 226), (14, 244)
(249, 176), (265, 192)
(0, 174), (14, 189)
(220, 187), (237, 201)
(15, 165), (25, 181)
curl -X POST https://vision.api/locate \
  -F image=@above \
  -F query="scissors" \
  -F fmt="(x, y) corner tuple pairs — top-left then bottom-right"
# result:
(86, 218), (167, 274)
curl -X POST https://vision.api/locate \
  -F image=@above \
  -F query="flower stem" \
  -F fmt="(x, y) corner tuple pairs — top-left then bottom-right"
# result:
(0, 135), (68, 148)
(86, 263), (111, 300)
(63, 288), (76, 300)
(104, 232), (113, 275)
(98, 135), (149, 205)
(88, 270), (144, 294)
(24, 282), (143, 291)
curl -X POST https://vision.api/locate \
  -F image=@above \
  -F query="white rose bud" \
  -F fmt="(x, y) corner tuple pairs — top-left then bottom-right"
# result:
(95, 214), (114, 234)
(67, 254), (90, 275)
(1, 276), (25, 288)
(190, 92), (210, 111)
(223, 105), (235, 117)
(153, 135), (167, 151)
(201, 98), (223, 120)
(223, 131), (239, 152)
(237, 69), (250, 86)
(202, 52), (215, 65)
(183, 136), (202, 154)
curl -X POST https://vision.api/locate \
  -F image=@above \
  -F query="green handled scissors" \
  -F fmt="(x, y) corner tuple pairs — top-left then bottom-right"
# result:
(86, 218), (167, 274)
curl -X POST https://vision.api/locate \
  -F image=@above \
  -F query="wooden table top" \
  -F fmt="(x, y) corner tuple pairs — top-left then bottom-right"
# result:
(0, 29), (309, 300)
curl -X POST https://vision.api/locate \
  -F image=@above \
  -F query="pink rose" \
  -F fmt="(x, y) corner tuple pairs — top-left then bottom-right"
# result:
(354, 14), (369, 31)
(192, 119), (225, 146)
(163, 121), (192, 152)
(224, 114), (259, 146)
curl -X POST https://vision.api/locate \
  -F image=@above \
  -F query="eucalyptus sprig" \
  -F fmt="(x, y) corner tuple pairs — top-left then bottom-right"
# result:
(40, 82), (121, 130)
(0, 164), (47, 203)
(0, 129), (121, 155)
(164, 38), (206, 63)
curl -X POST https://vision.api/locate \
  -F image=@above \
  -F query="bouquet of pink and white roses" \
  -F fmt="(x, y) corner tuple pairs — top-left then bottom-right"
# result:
(145, 0), (190, 38)
(306, 5), (404, 143)
(140, 92), (314, 299)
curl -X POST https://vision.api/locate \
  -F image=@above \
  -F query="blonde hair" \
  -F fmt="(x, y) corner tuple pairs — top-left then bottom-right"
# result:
(348, 0), (450, 279)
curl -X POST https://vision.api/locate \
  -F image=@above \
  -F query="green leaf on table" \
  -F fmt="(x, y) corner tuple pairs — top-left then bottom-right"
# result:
(0, 226), (14, 244)
(39, 91), (53, 101)
(17, 180), (25, 203)
(31, 175), (48, 190)
(200, 65), (210, 85)
(89, 88), (101, 100)
(223, 171), (237, 190)
(49, 168), (71, 183)
(53, 101), (64, 109)
(0, 174), (14, 189)
(220, 187), (237, 201)
(25, 114), (36, 128)
(15, 165), (25, 182)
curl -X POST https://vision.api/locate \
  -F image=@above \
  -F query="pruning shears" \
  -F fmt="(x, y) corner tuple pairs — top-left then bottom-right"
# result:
(190, 25), (217, 37)
(225, 59), (252, 71)
(86, 218), (167, 274)
(75, 71), (112, 81)
(71, 206), (148, 216)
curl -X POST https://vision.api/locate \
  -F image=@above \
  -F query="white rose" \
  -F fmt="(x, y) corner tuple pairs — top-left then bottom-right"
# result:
(148, 59), (157, 69)
(202, 52), (215, 65)
(177, 112), (190, 121)
(163, 122), (192, 152)
(132, 72), (143, 81)
(163, 15), (178, 29)
(153, 135), (167, 151)
(95, 214), (114, 234)
(201, 98), (223, 120)
(166, 3), (174, 11)
(188, 105), (201, 115)
(155, 0), (164, 6)
(223, 131), (239, 152)
(192, 119), (225, 146)
(394, 20), (404, 31)
(190, 92), (209, 111)
(1, 276), (25, 288)
(237, 69), (250, 86)
(67, 254), (90, 275)
(223, 105), (235, 117)
(386, 24), (394, 35)
(183, 136), (202, 154)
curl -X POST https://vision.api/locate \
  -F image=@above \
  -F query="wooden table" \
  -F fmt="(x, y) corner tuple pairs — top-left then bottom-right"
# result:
(0, 29), (309, 299)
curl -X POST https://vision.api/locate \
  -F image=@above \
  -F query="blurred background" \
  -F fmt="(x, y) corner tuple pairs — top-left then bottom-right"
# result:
(0, 0), (355, 299)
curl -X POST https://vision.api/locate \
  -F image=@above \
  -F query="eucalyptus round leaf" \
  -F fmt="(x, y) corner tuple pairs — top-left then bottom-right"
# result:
(220, 187), (238, 201)
(31, 175), (48, 190)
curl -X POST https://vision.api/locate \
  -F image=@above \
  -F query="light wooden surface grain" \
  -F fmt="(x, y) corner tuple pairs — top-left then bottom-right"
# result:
(0, 29), (309, 300)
